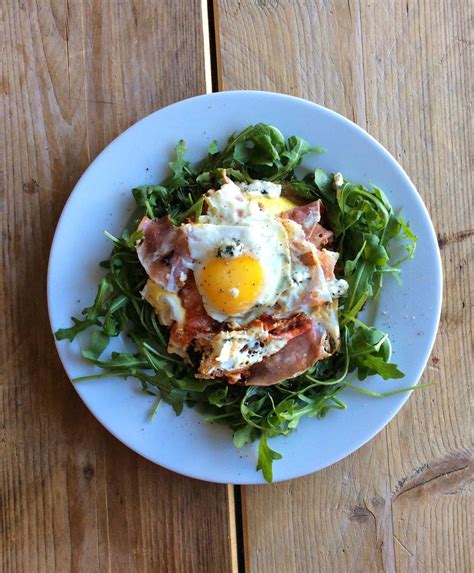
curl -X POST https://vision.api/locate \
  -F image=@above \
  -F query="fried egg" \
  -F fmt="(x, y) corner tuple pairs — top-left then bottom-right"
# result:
(200, 179), (297, 223)
(238, 179), (297, 214)
(185, 221), (291, 324)
(238, 179), (282, 198)
(180, 180), (296, 324)
(199, 179), (253, 224)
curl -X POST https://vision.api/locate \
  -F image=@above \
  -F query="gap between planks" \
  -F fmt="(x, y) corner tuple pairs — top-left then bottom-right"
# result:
(204, 1), (242, 571)
(202, 0), (222, 93)
(227, 485), (246, 573)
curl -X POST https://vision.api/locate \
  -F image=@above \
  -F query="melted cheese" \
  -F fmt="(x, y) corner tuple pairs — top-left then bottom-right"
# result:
(142, 279), (185, 325)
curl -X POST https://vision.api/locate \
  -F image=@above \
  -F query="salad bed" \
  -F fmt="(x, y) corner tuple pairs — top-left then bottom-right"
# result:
(56, 124), (417, 481)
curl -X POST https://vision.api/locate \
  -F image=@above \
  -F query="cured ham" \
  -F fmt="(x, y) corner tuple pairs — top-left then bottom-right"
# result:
(136, 216), (190, 293)
(254, 313), (312, 340)
(169, 276), (215, 351)
(246, 320), (326, 386)
(283, 199), (333, 249)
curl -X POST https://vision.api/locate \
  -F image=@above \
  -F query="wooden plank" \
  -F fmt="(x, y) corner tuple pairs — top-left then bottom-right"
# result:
(1, 1), (235, 572)
(358, 3), (473, 571)
(217, 1), (473, 571)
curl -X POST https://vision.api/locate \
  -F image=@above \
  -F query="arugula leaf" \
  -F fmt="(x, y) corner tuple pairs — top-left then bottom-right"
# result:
(55, 276), (115, 341)
(206, 124), (322, 182)
(55, 317), (97, 342)
(81, 350), (150, 369)
(168, 140), (193, 190)
(345, 326), (404, 380)
(132, 185), (169, 219)
(195, 171), (212, 187)
(207, 386), (229, 406)
(270, 136), (324, 181)
(314, 167), (332, 194)
(344, 381), (436, 398)
(233, 425), (256, 448)
(175, 197), (204, 224)
(148, 397), (162, 421)
(207, 140), (219, 155)
(283, 180), (317, 201)
(246, 125), (284, 166)
(84, 331), (109, 360)
(257, 433), (282, 483)
(358, 356), (404, 380)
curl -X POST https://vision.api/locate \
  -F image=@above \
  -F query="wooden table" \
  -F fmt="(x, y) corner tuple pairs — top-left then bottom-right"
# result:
(2, 1), (472, 571)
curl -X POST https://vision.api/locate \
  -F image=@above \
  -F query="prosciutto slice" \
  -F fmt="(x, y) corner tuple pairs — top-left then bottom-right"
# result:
(254, 313), (312, 340)
(246, 320), (326, 386)
(136, 216), (190, 292)
(169, 276), (214, 351)
(318, 249), (337, 280)
(283, 200), (333, 249)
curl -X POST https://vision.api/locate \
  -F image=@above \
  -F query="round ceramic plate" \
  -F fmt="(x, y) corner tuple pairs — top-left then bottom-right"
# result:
(48, 91), (442, 484)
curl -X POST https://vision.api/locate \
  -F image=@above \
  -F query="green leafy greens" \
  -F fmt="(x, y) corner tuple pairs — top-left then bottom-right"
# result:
(55, 124), (417, 482)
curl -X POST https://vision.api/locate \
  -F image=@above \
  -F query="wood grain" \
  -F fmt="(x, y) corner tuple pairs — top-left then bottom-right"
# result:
(217, 0), (473, 571)
(1, 1), (235, 572)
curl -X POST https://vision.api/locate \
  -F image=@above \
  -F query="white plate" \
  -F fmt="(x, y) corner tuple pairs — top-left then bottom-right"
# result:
(48, 91), (442, 484)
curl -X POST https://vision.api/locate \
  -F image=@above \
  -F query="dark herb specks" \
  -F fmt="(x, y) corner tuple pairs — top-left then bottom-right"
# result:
(217, 238), (244, 259)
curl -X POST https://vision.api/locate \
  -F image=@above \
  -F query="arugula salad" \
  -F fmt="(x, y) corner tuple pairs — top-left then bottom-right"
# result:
(56, 124), (417, 482)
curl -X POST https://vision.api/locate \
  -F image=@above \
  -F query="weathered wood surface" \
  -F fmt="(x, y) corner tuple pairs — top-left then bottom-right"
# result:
(2, 0), (472, 571)
(1, 2), (235, 572)
(217, 0), (473, 571)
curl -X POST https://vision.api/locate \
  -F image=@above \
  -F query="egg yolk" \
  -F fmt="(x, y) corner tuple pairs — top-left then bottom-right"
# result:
(249, 196), (297, 214)
(199, 255), (265, 315)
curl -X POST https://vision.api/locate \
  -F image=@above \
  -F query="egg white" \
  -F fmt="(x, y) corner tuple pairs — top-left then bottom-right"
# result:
(238, 179), (282, 198)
